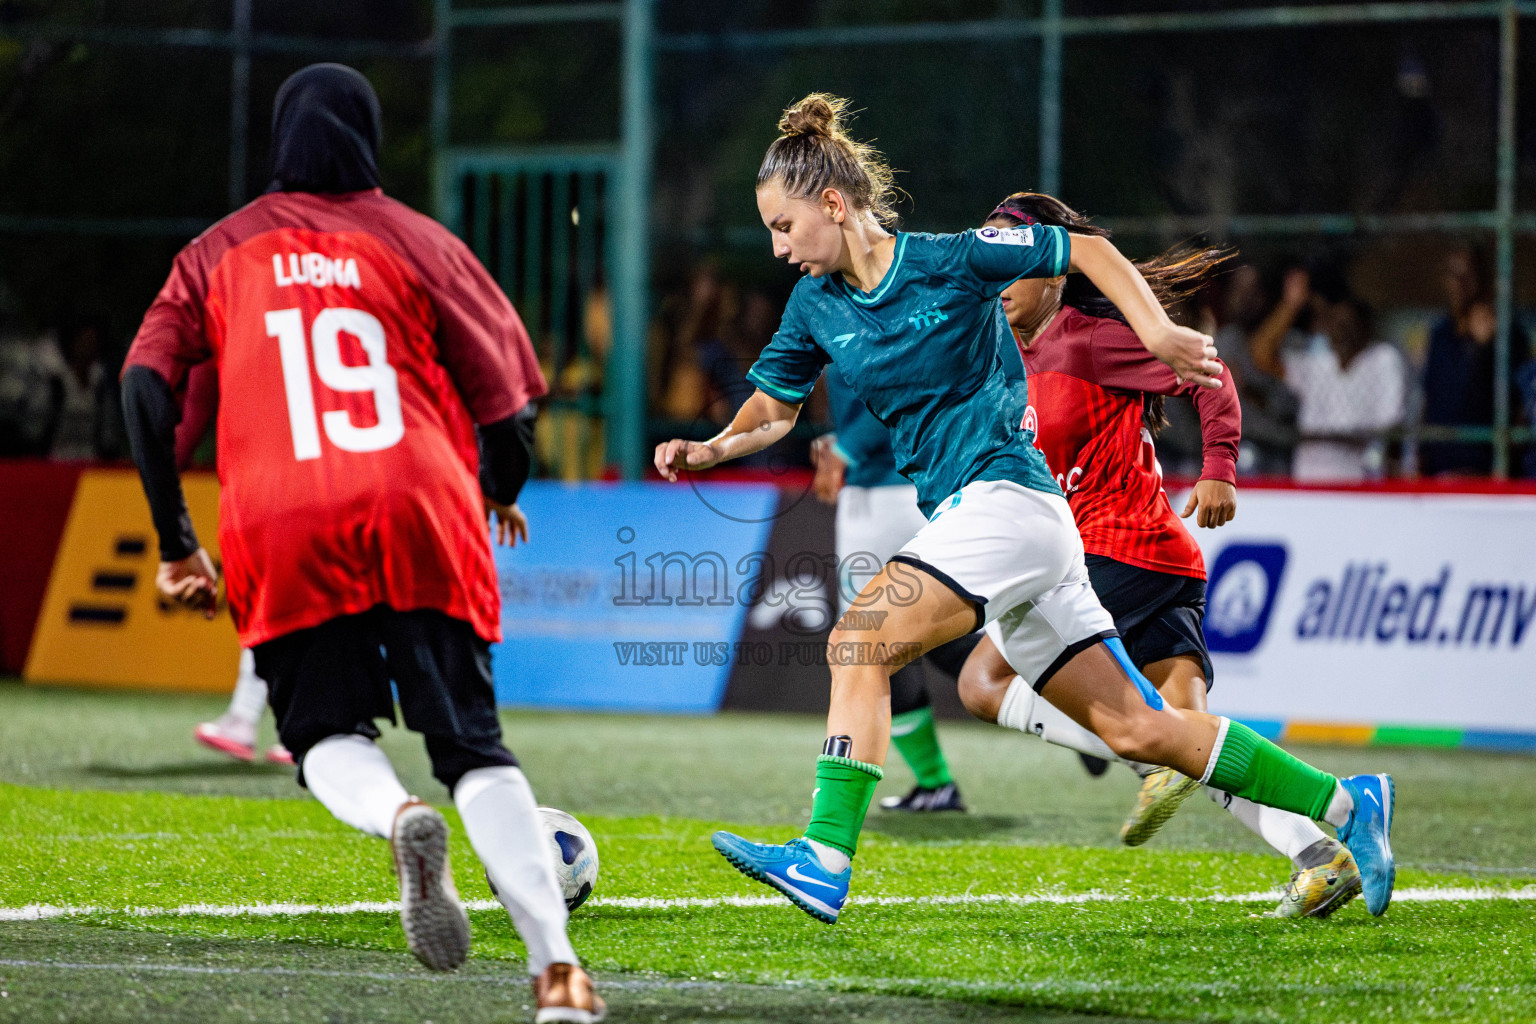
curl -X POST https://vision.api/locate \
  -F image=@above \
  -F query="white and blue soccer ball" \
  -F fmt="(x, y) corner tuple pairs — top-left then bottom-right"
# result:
(539, 806), (598, 911)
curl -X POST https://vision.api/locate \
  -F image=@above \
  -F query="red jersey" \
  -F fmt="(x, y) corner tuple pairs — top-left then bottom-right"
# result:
(1018, 307), (1239, 579)
(127, 189), (545, 647)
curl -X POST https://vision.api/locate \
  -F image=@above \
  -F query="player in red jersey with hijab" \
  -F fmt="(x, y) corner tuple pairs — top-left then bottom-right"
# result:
(958, 193), (1362, 920)
(122, 64), (603, 1019)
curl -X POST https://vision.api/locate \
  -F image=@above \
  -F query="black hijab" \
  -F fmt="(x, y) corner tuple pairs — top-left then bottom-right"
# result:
(266, 63), (383, 194)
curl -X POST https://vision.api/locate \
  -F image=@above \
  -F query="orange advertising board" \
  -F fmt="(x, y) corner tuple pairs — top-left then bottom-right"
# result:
(23, 468), (240, 693)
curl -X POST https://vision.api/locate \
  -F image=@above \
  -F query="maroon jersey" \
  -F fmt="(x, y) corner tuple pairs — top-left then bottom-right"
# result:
(1018, 307), (1239, 579)
(127, 189), (545, 646)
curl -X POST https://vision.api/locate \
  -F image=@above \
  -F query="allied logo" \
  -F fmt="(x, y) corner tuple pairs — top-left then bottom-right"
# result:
(1205, 543), (1288, 653)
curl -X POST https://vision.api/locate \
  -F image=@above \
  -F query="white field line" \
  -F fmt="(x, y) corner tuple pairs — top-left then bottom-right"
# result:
(2, 886), (1534, 922)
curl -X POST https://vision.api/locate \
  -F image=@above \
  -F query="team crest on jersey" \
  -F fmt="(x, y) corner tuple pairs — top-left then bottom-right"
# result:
(977, 226), (1034, 247)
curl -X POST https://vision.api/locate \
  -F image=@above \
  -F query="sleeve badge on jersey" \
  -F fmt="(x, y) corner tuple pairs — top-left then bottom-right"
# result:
(977, 226), (1035, 246)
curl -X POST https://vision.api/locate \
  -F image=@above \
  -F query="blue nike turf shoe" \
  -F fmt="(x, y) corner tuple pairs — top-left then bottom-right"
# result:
(711, 833), (850, 924)
(1335, 773), (1396, 916)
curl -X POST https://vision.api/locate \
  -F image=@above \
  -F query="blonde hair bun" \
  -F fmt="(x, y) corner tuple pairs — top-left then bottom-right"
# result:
(778, 93), (843, 138)
(759, 92), (899, 226)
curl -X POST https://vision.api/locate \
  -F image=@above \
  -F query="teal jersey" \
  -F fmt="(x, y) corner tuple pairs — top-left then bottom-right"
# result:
(824, 363), (906, 489)
(747, 226), (1069, 517)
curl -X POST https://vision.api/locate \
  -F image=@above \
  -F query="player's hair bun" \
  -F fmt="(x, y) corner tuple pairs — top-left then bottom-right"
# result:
(759, 93), (900, 226)
(778, 93), (843, 139)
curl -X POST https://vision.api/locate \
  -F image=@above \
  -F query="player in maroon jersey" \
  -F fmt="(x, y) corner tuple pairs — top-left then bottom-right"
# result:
(957, 192), (1362, 920)
(122, 64), (604, 1017)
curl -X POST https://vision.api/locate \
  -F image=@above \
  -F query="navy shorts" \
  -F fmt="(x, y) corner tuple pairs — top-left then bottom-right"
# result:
(253, 605), (517, 793)
(1085, 555), (1213, 689)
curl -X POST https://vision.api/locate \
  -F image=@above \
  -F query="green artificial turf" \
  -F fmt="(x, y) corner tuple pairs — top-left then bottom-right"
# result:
(1, 679), (1533, 1023)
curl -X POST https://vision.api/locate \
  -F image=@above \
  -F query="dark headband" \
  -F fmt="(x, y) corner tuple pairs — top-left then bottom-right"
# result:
(988, 197), (1038, 225)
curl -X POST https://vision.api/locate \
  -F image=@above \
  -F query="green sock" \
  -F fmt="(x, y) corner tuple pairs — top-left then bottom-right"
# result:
(803, 755), (883, 858)
(890, 707), (953, 789)
(1207, 720), (1338, 821)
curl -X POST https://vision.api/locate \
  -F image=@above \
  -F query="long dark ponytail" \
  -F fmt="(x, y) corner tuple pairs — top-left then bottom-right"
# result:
(987, 192), (1233, 436)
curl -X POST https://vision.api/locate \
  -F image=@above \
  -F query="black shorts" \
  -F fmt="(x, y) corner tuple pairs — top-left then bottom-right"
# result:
(252, 605), (517, 793)
(888, 631), (984, 716)
(1085, 555), (1213, 689)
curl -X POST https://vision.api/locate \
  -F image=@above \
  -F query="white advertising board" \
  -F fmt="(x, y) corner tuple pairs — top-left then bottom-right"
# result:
(1183, 488), (1536, 733)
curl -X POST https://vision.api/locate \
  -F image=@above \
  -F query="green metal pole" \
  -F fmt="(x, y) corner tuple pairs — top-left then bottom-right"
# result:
(227, 0), (252, 210)
(1039, 0), (1063, 195)
(431, 0), (455, 227)
(612, 0), (655, 479)
(1493, 0), (1517, 479)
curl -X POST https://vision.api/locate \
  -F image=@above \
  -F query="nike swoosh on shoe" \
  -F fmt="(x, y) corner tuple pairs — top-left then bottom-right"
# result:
(784, 864), (840, 890)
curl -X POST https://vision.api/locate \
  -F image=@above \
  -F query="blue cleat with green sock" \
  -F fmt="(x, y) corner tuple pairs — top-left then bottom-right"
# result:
(1336, 773), (1396, 916)
(711, 833), (850, 924)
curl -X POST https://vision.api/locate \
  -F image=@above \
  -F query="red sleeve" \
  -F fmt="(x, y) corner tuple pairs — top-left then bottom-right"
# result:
(1088, 321), (1241, 484)
(411, 226), (548, 425)
(174, 360), (219, 471)
(123, 244), (214, 393)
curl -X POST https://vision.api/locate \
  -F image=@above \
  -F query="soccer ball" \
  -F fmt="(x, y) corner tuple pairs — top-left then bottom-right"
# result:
(481, 807), (600, 912)
(540, 807), (599, 911)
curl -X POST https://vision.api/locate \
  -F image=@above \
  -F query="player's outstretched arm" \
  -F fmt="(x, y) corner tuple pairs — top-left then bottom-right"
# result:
(485, 500), (529, 547)
(478, 407), (535, 547)
(654, 389), (801, 481)
(1180, 480), (1237, 529)
(122, 364), (222, 617)
(155, 548), (220, 619)
(1068, 234), (1222, 388)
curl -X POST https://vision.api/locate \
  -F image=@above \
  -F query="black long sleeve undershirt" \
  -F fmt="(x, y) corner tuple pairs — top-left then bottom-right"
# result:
(477, 404), (536, 506)
(122, 365), (199, 561)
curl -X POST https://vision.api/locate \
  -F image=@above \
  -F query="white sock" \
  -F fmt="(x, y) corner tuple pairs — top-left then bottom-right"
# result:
(455, 766), (577, 976)
(226, 649), (268, 725)
(1206, 788), (1330, 865)
(1323, 783), (1354, 828)
(998, 677), (1121, 762)
(302, 734), (409, 839)
(805, 838), (851, 875)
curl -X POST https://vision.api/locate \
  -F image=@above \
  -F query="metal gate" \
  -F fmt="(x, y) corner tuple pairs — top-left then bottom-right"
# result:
(444, 151), (619, 481)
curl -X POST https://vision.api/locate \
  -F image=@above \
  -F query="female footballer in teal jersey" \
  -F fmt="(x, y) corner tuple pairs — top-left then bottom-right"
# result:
(654, 94), (1395, 924)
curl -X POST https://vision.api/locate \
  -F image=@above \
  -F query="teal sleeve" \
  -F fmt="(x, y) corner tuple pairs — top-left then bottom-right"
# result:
(961, 224), (1070, 296)
(745, 293), (829, 404)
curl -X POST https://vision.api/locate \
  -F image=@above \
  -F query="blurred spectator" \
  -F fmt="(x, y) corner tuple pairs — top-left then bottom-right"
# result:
(1418, 247), (1527, 477)
(0, 318), (122, 460)
(1212, 263), (1300, 475)
(43, 319), (123, 461)
(536, 284), (610, 481)
(0, 329), (58, 456)
(1251, 265), (1406, 482)
(647, 264), (818, 471)
(699, 287), (775, 426)
(648, 266), (716, 422)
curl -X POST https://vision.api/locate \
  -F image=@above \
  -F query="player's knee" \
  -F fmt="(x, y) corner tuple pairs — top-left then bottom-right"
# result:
(825, 624), (903, 672)
(957, 658), (1009, 722)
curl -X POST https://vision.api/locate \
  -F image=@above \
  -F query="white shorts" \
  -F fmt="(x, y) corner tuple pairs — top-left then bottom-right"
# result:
(835, 483), (930, 612)
(894, 480), (1116, 690)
